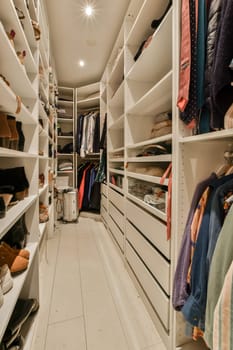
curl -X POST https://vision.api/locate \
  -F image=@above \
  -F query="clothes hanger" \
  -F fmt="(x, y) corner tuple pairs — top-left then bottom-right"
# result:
(215, 143), (233, 177)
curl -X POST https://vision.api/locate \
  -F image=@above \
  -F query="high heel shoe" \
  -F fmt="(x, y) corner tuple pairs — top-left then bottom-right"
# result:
(0, 112), (12, 148)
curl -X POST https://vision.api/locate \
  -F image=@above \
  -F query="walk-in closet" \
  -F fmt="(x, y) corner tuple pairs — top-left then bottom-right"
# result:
(0, 0), (232, 349)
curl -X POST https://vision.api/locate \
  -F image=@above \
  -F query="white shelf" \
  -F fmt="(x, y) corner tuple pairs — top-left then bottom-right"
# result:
(126, 171), (169, 186)
(39, 100), (48, 120)
(126, 70), (172, 115)
(179, 129), (233, 143)
(57, 153), (75, 156)
(109, 80), (124, 107)
(39, 155), (49, 160)
(39, 222), (47, 242)
(39, 80), (48, 103)
(0, 242), (38, 340)
(39, 125), (48, 137)
(76, 82), (99, 96)
(108, 147), (125, 154)
(108, 48), (124, 85)
(109, 158), (125, 162)
(58, 100), (74, 106)
(109, 168), (124, 175)
(0, 79), (37, 125)
(57, 136), (73, 139)
(127, 134), (172, 149)
(0, 195), (37, 241)
(0, 148), (37, 158)
(127, 155), (172, 162)
(57, 118), (73, 123)
(28, 0), (38, 21)
(126, 193), (166, 222)
(0, 0), (38, 74)
(39, 36), (49, 70)
(109, 183), (124, 194)
(108, 114), (124, 130)
(0, 21), (37, 99)
(39, 184), (48, 196)
(13, 0), (37, 49)
(76, 96), (100, 109)
(126, 0), (169, 46)
(126, 8), (172, 83)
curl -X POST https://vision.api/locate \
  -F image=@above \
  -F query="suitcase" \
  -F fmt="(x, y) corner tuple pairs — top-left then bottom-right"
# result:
(63, 189), (78, 222)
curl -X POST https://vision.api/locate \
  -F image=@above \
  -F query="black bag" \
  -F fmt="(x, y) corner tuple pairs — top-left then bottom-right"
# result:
(3, 214), (28, 249)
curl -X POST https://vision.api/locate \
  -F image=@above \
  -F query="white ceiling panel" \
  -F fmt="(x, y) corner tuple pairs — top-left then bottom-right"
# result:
(44, 0), (131, 87)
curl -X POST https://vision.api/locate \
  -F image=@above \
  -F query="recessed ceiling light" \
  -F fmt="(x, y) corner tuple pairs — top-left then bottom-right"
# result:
(79, 60), (85, 67)
(85, 5), (93, 16)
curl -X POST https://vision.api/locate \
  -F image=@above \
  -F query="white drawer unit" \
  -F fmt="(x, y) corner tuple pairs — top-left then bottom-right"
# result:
(126, 200), (170, 259)
(109, 188), (124, 213)
(109, 202), (124, 232)
(101, 183), (108, 197)
(101, 194), (108, 210)
(108, 215), (124, 252)
(126, 220), (170, 294)
(126, 241), (170, 330)
(101, 206), (108, 224)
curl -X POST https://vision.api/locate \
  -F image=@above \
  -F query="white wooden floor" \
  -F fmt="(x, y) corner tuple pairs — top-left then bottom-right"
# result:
(31, 217), (167, 350)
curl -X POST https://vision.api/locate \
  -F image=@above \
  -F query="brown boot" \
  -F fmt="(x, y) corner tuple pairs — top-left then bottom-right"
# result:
(0, 244), (28, 274)
(0, 112), (11, 148)
(7, 115), (19, 150)
(1, 242), (30, 260)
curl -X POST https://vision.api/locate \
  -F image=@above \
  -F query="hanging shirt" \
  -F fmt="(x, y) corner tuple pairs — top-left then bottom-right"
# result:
(172, 173), (216, 311)
(204, 204), (233, 349)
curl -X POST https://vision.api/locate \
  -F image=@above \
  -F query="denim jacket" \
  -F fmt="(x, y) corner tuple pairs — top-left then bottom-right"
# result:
(181, 173), (233, 328)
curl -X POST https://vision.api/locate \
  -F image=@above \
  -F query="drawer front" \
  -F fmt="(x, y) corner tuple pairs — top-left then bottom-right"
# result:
(126, 200), (170, 259)
(101, 206), (108, 224)
(126, 220), (170, 294)
(109, 188), (124, 212)
(126, 242), (169, 330)
(109, 202), (124, 232)
(101, 194), (108, 210)
(108, 215), (124, 251)
(101, 183), (108, 197)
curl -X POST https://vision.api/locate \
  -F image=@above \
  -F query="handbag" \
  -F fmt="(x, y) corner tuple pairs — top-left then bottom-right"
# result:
(3, 214), (29, 249)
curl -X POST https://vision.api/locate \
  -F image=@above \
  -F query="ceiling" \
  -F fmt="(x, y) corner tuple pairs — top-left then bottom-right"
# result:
(44, 0), (131, 87)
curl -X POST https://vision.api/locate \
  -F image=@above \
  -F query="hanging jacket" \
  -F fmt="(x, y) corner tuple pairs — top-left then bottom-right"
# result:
(210, 0), (233, 129)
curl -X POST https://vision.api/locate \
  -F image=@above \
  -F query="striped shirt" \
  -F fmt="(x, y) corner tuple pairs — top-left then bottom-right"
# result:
(213, 261), (233, 350)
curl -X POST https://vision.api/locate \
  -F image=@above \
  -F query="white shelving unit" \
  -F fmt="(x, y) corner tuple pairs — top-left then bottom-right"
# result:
(0, 0), (55, 347)
(99, 0), (191, 349)
(56, 86), (75, 188)
(100, 0), (233, 349)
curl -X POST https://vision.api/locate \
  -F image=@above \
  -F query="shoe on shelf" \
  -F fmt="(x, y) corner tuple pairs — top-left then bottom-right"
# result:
(39, 203), (49, 223)
(0, 244), (28, 274)
(7, 334), (25, 350)
(7, 116), (19, 151)
(0, 167), (29, 201)
(0, 264), (13, 294)
(1, 242), (30, 260)
(0, 197), (6, 219)
(3, 298), (39, 343)
(0, 112), (12, 148)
